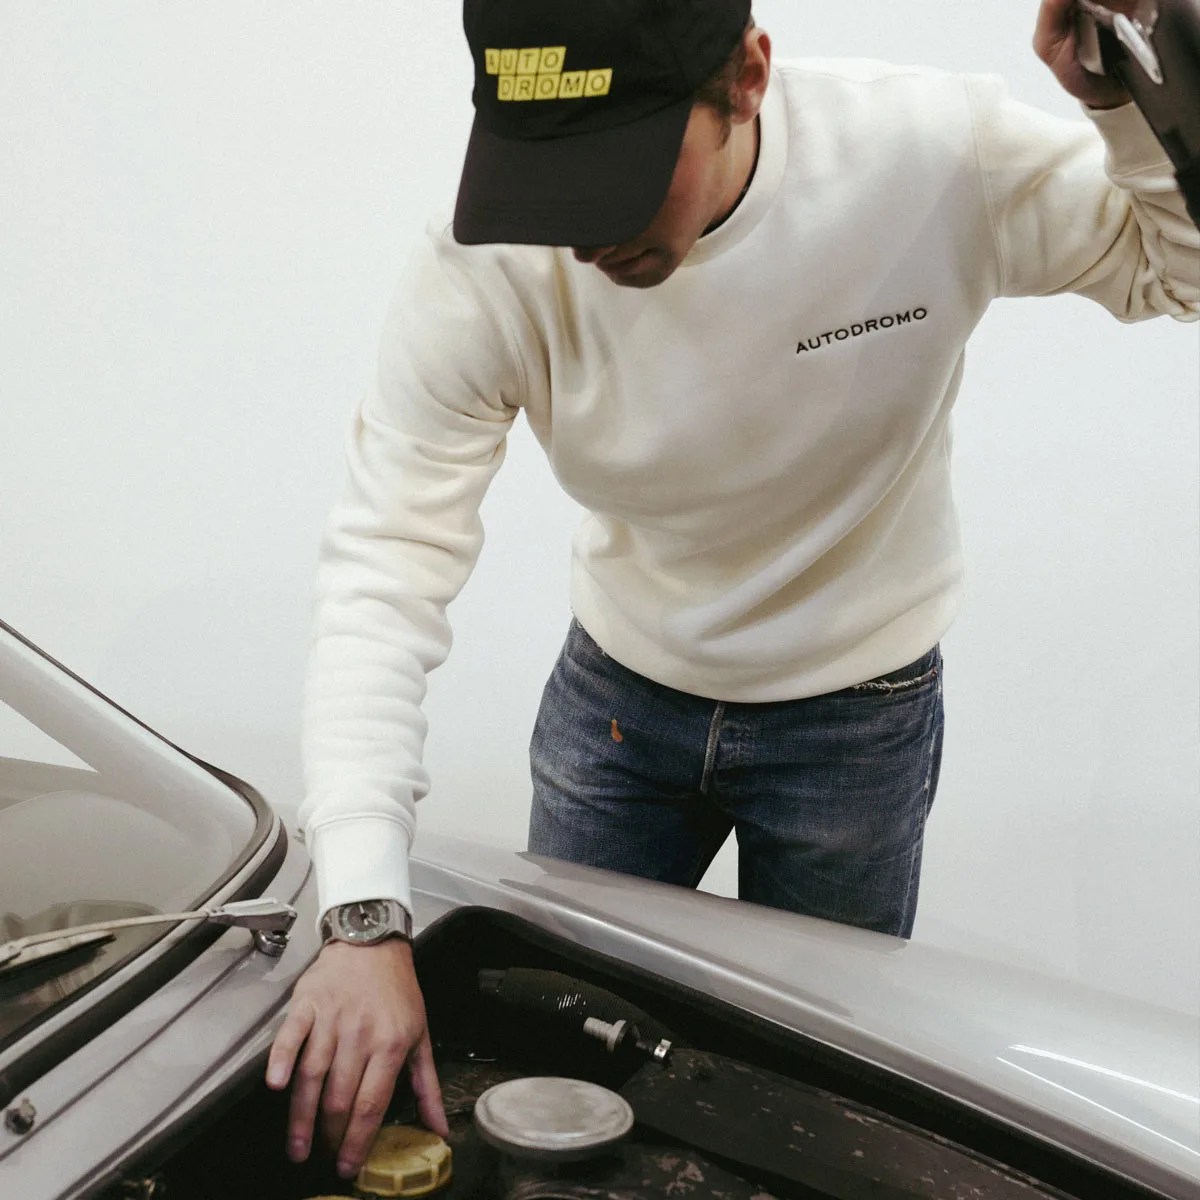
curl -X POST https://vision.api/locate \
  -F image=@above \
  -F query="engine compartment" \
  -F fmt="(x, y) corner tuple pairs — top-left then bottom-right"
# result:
(101, 906), (1164, 1200)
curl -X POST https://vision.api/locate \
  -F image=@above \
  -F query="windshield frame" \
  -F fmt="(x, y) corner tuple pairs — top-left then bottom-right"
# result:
(0, 618), (284, 1110)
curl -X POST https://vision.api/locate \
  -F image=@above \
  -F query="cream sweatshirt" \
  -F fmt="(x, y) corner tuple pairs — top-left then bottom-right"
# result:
(300, 60), (1200, 920)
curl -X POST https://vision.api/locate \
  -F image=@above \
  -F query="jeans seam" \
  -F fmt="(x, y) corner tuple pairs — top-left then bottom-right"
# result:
(921, 677), (940, 799)
(700, 702), (725, 795)
(920, 674), (940, 783)
(898, 667), (943, 931)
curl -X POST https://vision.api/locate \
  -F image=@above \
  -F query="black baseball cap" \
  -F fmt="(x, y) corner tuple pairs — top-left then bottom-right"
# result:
(453, 0), (752, 247)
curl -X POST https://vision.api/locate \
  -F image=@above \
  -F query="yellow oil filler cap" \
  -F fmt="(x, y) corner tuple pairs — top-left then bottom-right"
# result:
(355, 1124), (453, 1197)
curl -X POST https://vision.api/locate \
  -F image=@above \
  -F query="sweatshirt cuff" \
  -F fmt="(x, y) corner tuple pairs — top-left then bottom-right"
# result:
(307, 814), (414, 935)
(1081, 97), (1171, 177)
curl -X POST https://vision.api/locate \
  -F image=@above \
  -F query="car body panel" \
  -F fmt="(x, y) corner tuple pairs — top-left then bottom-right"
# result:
(0, 617), (280, 1091)
(3, 606), (1197, 1199)
(0, 830), (318, 1199)
(1, 614), (323, 1197)
(408, 831), (1200, 1200)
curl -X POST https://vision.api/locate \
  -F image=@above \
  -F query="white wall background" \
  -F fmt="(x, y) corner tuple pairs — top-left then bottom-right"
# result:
(2, 2), (1197, 1014)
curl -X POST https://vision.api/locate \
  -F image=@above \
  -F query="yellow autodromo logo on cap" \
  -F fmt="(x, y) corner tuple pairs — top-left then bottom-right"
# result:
(484, 46), (613, 101)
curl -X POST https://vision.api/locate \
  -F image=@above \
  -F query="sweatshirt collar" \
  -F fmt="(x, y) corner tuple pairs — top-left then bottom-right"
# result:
(682, 65), (788, 268)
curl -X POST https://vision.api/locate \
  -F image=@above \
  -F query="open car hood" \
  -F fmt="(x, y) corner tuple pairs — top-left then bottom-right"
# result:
(409, 831), (1200, 1199)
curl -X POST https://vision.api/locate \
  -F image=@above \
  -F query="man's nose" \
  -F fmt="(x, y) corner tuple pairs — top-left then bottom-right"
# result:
(572, 245), (617, 264)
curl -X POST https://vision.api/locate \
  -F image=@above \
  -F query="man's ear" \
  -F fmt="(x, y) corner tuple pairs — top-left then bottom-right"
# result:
(734, 28), (772, 123)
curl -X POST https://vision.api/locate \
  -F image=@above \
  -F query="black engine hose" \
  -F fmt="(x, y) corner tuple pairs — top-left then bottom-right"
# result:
(478, 967), (678, 1050)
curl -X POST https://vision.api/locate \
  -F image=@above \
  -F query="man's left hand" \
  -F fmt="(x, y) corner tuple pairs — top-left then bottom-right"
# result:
(1034, 0), (1135, 110)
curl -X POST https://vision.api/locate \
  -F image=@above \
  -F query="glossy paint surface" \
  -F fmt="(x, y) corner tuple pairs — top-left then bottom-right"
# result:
(409, 832), (1200, 1199)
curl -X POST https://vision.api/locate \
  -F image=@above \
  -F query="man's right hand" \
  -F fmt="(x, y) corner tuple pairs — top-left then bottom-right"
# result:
(265, 937), (449, 1180)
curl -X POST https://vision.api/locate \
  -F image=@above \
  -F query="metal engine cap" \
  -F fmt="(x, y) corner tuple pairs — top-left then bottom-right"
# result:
(473, 1077), (634, 1161)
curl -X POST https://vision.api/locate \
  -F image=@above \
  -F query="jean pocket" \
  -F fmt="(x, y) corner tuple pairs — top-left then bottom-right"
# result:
(848, 646), (940, 696)
(565, 617), (614, 669)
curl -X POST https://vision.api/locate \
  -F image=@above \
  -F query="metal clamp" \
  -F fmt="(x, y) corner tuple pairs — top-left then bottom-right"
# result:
(582, 1017), (674, 1065)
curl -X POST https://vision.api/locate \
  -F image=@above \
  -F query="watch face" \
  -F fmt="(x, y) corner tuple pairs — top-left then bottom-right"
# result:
(323, 899), (409, 946)
(342, 900), (388, 942)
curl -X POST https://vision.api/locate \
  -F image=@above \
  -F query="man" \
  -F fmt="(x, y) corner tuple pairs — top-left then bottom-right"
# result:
(267, 0), (1199, 1182)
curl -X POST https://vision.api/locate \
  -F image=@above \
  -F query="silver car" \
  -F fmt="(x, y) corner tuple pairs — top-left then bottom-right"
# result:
(2, 617), (1196, 1199)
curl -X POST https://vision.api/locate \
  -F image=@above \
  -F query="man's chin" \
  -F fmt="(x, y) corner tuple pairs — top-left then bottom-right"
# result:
(598, 251), (678, 289)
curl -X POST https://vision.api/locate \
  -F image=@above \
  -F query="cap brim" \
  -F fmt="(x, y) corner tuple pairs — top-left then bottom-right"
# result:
(453, 94), (693, 247)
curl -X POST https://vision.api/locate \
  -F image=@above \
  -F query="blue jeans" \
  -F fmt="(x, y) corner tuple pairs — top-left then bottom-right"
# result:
(528, 619), (944, 938)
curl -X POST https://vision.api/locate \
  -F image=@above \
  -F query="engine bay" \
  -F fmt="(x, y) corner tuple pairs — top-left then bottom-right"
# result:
(102, 906), (1163, 1200)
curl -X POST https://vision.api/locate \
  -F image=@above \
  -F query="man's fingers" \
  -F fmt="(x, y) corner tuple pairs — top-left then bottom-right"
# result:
(266, 1002), (313, 1091)
(1033, 0), (1076, 62)
(274, 939), (439, 1171)
(1033, 0), (1135, 105)
(409, 1034), (449, 1138)
(319, 1034), (375, 1162)
(286, 1025), (337, 1162)
(1041, 0), (1143, 52)
(335, 1053), (404, 1177)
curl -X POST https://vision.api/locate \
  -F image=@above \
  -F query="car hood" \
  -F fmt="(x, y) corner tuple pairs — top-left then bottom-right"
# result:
(408, 831), (1199, 1200)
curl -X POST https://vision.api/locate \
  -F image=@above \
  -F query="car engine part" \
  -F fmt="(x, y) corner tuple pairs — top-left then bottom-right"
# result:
(96, 907), (1176, 1200)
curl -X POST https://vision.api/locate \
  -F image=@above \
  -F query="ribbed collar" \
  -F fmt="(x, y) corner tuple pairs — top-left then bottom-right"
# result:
(682, 66), (789, 268)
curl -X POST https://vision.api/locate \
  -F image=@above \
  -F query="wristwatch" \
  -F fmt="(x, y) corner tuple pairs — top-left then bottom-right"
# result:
(320, 899), (413, 947)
